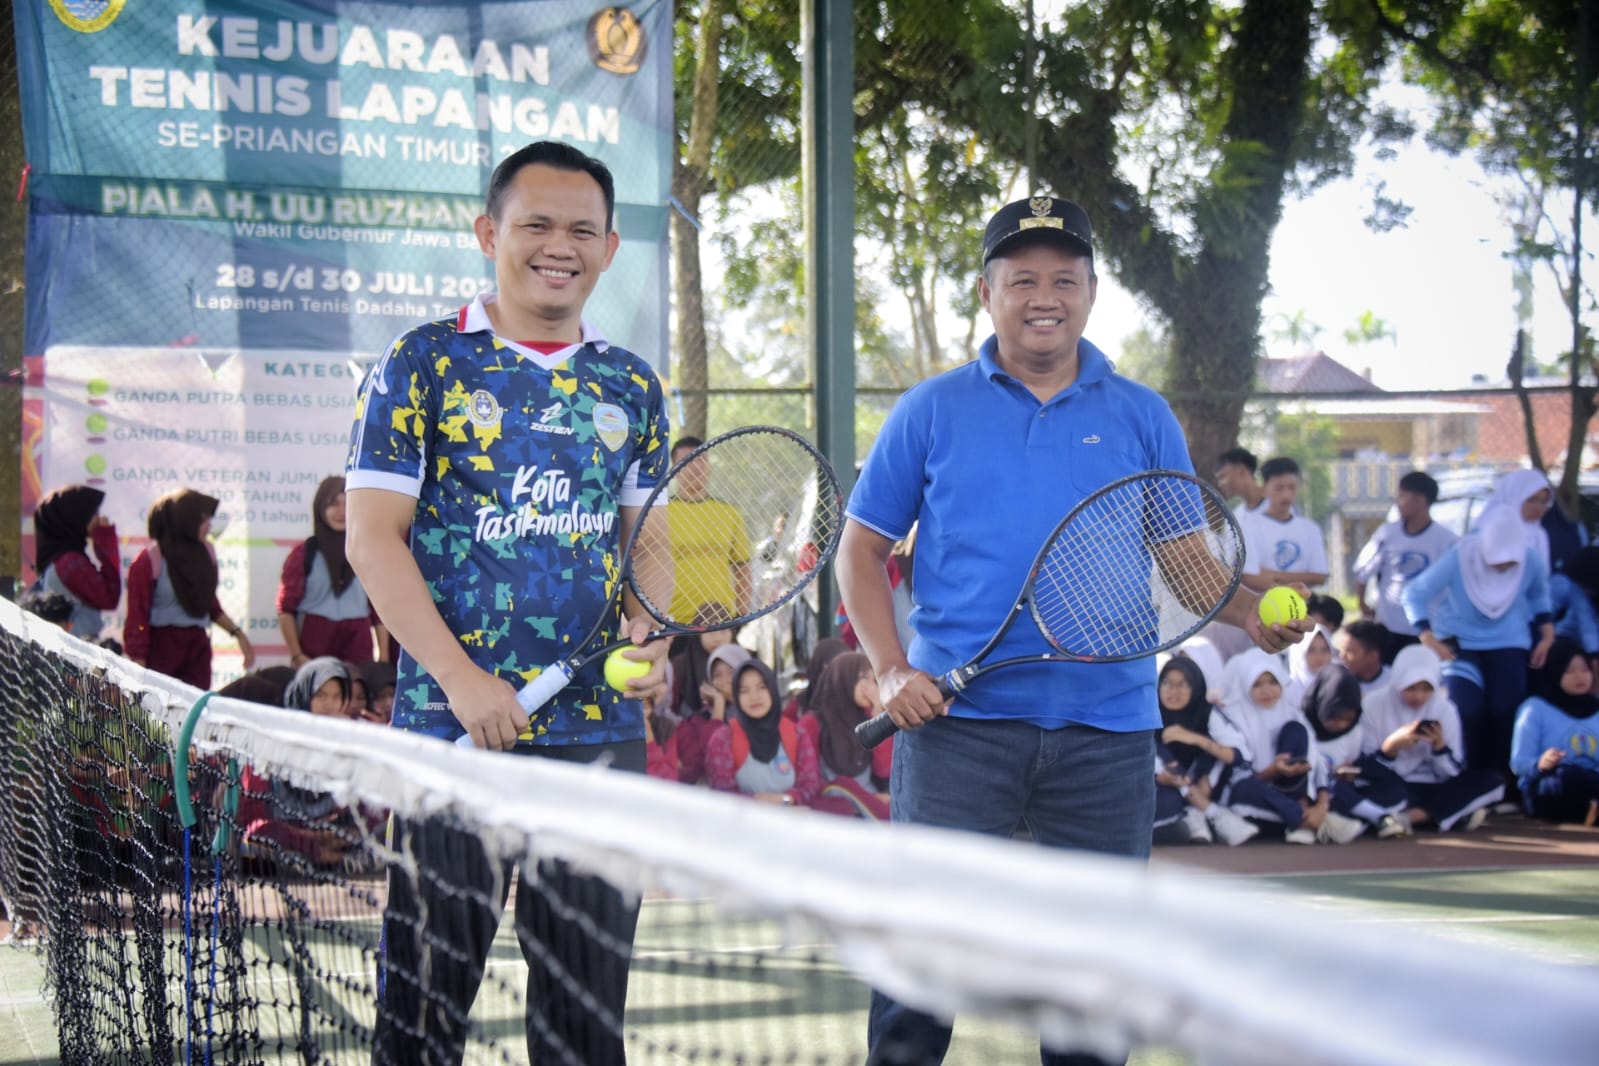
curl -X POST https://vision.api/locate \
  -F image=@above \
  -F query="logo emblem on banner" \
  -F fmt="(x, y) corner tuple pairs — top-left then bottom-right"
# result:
(587, 8), (648, 74)
(468, 390), (502, 428)
(593, 404), (628, 451)
(50, 0), (125, 32)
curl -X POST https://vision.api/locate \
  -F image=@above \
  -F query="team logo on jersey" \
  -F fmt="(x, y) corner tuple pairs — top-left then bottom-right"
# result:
(51, 0), (125, 32)
(593, 403), (628, 451)
(468, 389), (502, 428)
(587, 7), (648, 75)
(1396, 550), (1430, 578)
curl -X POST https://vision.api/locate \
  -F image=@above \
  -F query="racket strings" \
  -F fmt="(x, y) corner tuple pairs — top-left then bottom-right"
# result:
(630, 428), (843, 627)
(1031, 476), (1244, 659)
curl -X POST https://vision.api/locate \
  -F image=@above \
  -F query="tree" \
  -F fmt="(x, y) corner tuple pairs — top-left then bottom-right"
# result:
(1400, 0), (1599, 506)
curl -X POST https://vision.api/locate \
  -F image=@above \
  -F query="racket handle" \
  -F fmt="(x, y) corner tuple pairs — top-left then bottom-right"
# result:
(854, 712), (899, 750)
(517, 663), (576, 715)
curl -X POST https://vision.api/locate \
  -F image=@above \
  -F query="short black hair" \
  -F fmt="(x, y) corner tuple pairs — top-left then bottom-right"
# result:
(1215, 447), (1257, 474)
(672, 435), (704, 455)
(1343, 619), (1391, 662)
(1260, 456), (1302, 482)
(19, 587), (74, 626)
(485, 141), (616, 230)
(1305, 593), (1344, 630)
(1398, 471), (1440, 504)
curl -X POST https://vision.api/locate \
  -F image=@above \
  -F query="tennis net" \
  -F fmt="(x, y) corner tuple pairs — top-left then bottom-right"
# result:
(1, 596), (1597, 1066)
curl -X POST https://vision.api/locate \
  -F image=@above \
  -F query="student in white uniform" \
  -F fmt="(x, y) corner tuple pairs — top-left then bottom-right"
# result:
(1206, 649), (1365, 844)
(1303, 663), (1411, 839)
(1362, 644), (1504, 833)
(1241, 457), (1329, 593)
(1352, 471), (1459, 653)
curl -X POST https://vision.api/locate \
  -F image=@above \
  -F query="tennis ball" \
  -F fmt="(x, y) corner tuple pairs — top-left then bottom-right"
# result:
(604, 648), (651, 692)
(1258, 586), (1307, 627)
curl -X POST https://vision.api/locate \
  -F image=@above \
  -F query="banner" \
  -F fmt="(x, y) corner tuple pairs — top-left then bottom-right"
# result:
(15, 0), (672, 673)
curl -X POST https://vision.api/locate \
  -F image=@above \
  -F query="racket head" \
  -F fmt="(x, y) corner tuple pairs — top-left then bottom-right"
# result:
(627, 425), (844, 633)
(1025, 469), (1244, 662)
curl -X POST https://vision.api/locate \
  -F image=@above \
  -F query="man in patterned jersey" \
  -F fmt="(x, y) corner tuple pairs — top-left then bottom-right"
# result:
(346, 141), (671, 1065)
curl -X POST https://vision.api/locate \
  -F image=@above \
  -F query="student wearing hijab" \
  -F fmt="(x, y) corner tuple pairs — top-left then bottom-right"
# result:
(32, 484), (121, 640)
(801, 652), (892, 819)
(1365, 645), (1503, 832)
(1402, 504), (1554, 781)
(667, 602), (736, 719)
(1151, 656), (1258, 846)
(1304, 664), (1410, 839)
(1174, 637), (1228, 707)
(1206, 649), (1366, 844)
(782, 636), (851, 722)
(674, 642), (752, 785)
(705, 658), (820, 806)
(124, 489), (253, 688)
(1483, 468), (1554, 572)
(276, 476), (387, 667)
(1550, 545), (1599, 656)
(1511, 638), (1599, 825)
(1285, 623), (1336, 711)
(359, 660), (398, 724)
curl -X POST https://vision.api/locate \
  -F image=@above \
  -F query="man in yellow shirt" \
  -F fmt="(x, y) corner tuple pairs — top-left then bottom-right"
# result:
(667, 436), (752, 620)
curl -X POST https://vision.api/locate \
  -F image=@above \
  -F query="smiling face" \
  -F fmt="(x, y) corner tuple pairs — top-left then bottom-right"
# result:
(1249, 672), (1282, 710)
(978, 243), (1096, 369)
(1158, 667), (1193, 713)
(322, 490), (347, 533)
(472, 163), (619, 339)
(309, 678), (348, 718)
(736, 668), (773, 719)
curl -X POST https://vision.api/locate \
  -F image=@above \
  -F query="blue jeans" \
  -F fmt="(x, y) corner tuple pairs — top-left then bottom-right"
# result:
(866, 716), (1156, 1066)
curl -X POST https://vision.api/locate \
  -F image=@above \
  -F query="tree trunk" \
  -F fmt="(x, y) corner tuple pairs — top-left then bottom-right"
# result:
(669, 0), (727, 441)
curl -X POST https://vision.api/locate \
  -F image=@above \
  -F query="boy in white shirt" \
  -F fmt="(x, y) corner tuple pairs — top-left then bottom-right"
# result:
(1353, 471), (1459, 649)
(1242, 456), (1329, 592)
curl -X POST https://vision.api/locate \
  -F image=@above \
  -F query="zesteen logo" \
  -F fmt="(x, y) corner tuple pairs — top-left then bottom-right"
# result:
(587, 8), (647, 75)
(51, 0), (125, 32)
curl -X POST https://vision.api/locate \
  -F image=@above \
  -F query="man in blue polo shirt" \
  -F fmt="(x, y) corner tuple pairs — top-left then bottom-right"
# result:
(837, 195), (1302, 1066)
(346, 141), (671, 1065)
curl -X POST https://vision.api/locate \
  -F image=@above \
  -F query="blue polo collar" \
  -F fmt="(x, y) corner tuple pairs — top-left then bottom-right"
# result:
(977, 334), (1113, 392)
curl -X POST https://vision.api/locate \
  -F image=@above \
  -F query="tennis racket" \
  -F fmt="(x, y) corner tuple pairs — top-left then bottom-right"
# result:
(515, 424), (844, 715)
(855, 469), (1245, 749)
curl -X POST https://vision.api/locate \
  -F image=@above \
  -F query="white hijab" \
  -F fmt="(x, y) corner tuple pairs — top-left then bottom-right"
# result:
(1287, 624), (1334, 689)
(1176, 637), (1227, 706)
(1484, 468), (1552, 569)
(1459, 505), (1527, 619)
(1361, 644), (1460, 782)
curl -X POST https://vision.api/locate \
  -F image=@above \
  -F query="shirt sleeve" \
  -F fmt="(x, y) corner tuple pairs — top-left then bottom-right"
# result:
(846, 389), (931, 541)
(1508, 700), (1543, 781)
(123, 550), (153, 662)
(791, 726), (821, 806)
(704, 722), (737, 792)
(54, 539), (121, 611)
(345, 328), (436, 496)
(621, 364), (671, 508)
(1351, 527), (1385, 582)
(1402, 548), (1457, 629)
(276, 542), (308, 615)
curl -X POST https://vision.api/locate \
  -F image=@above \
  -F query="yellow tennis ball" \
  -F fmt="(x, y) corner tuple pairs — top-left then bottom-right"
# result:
(1258, 586), (1307, 627)
(604, 649), (651, 692)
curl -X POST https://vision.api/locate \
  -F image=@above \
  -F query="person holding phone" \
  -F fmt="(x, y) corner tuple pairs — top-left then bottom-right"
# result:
(1363, 644), (1504, 832)
(1204, 649), (1366, 844)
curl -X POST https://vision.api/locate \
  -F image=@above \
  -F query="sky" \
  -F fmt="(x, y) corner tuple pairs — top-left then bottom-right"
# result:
(1087, 144), (1589, 393)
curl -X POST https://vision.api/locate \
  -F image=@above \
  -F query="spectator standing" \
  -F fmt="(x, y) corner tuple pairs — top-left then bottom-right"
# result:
(277, 476), (387, 667)
(1241, 457), (1329, 592)
(32, 484), (120, 640)
(666, 436), (752, 621)
(1352, 471), (1458, 650)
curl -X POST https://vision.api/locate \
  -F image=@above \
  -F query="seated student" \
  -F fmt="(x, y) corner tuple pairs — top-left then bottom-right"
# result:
(705, 658), (819, 807)
(1284, 623), (1335, 714)
(1151, 657), (1257, 846)
(345, 665), (370, 721)
(1305, 593), (1345, 634)
(1206, 649), (1366, 845)
(645, 696), (681, 783)
(1340, 619), (1393, 695)
(1364, 645), (1503, 833)
(800, 652), (891, 820)
(668, 603), (737, 718)
(1175, 636), (1229, 705)
(782, 637), (850, 722)
(675, 643), (752, 785)
(236, 658), (383, 867)
(1303, 663), (1411, 839)
(358, 660), (397, 725)
(1511, 638), (1599, 825)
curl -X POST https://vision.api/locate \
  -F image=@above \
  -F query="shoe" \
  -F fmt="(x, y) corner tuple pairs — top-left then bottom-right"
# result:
(1204, 805), (1260, 847)
(1284, 827), (1317, 845)
(1180, 806), (1214, 844)
(1463, 807), (1489, 832)
(1316, 811), (1367, 845)
(1376, 813), (1413, 839)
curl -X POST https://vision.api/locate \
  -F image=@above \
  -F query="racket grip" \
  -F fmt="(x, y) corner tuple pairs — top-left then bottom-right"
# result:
(854, 712), (900, 750)
(517, 663), (576, 715)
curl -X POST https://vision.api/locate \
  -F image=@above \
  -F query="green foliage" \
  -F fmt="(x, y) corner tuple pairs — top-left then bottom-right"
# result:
(1270, 410), (1342, 520)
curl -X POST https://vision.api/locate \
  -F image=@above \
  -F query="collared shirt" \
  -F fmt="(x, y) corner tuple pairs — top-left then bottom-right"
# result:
(847, 335), (1192, 731)
(346, 293), (670, 745)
